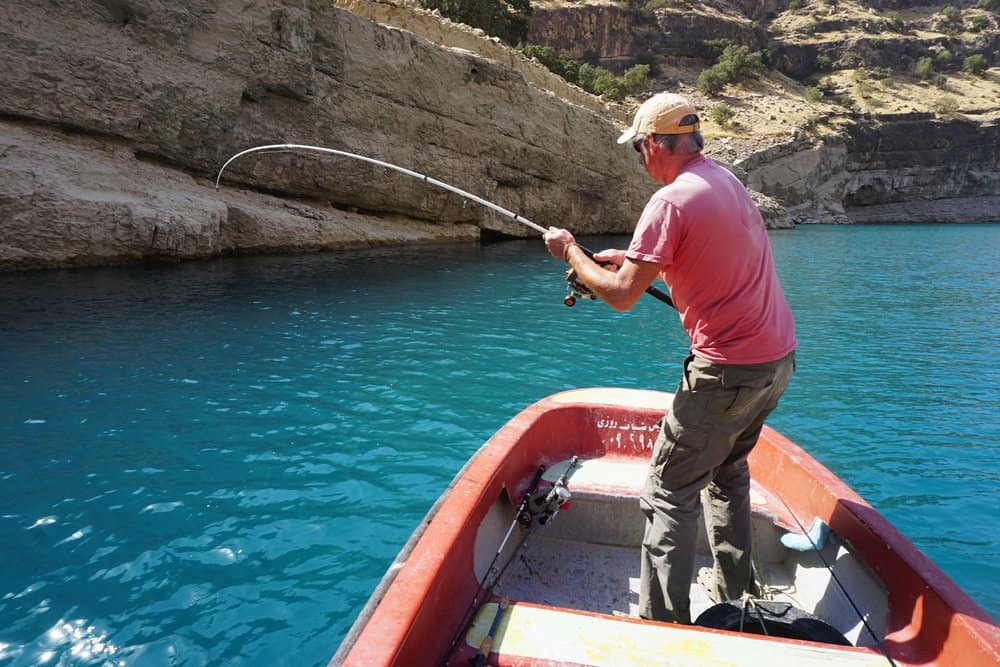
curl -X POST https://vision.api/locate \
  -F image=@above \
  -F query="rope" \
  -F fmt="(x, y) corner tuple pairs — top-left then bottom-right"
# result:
(738, 594), (771, 637)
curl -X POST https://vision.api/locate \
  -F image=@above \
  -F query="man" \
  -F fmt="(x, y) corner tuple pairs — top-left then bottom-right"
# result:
(543, 92), (797, 625)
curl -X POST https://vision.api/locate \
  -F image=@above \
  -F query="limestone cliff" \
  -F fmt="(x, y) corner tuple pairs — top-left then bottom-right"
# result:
(526, 0), (1000, 226)
(0, 0), (656, 270)
(3, 0), (996, 271)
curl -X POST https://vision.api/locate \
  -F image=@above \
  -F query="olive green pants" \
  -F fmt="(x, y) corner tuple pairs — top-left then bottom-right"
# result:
(639, 351), (795, 624)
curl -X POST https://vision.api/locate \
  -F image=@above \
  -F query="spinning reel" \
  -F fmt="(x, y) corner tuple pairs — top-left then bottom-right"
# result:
(563, 267), (597, 307)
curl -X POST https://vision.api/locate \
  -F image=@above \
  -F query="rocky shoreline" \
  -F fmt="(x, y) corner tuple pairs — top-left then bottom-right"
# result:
(0, 0), (997, 271)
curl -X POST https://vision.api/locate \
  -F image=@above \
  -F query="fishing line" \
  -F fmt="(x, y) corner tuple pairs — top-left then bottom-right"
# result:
(215, 144), (674, 308)
(775, 495), (899, 667)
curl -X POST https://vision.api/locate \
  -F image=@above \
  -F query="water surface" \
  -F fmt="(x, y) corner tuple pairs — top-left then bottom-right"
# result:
(1, 224), (997, 665)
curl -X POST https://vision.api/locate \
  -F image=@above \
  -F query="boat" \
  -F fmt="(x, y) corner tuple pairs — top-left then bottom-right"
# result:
(331, 388), (1000, 666)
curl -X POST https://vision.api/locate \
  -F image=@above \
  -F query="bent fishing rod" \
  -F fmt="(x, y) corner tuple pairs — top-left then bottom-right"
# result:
(215, 144), (674, 309)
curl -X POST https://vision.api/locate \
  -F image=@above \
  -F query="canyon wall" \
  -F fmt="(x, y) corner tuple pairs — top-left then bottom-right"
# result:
(528, 1), (999, 226)
(0, 0), (655, 270)
(2, 0), (995, 271)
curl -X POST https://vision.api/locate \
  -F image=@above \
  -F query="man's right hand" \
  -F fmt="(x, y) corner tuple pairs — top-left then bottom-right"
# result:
(593, 249), (626, 272)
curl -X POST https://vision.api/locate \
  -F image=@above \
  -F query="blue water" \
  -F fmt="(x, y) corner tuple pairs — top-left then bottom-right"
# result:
(1, 225), (997, 665)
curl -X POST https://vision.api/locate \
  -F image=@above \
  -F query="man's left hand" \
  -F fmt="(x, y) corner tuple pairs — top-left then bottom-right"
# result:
(544, 227), (576, 261)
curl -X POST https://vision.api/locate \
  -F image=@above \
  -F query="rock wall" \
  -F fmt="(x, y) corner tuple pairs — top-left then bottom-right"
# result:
(527, 4), (756, 71)
(841, 113), (1000, 223)
(0, 0), (655, 270)
(4, 0), (991, 271)
(331, 0), (631, 123)
(526, 0), (999, 226)
(0, 121), (478, 269)
(740, 114), (1000, 224)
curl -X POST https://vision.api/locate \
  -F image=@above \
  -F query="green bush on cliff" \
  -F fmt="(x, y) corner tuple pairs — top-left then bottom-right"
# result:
(978, 0), (999, 11)
(884, 11), (905, 31)
(418, 0), (530, 45)
(962, 54), (989, 75)
(516, 45), (650, 101)
(916, 57), (936, 80)
(518, 44), (578, 81)
(622, 64), (651, 93)
(707, 104), (736, 126)
(969, 15), (990, 31)
(697, 44), (764, 96)
(585, 66), (628, 100)
(642, 0), (670, 12)
(941, 5), (961, 22)
(697, 67), (730, 95)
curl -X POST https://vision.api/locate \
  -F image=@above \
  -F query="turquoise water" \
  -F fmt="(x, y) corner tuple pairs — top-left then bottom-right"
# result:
(1, 224), (997, 665)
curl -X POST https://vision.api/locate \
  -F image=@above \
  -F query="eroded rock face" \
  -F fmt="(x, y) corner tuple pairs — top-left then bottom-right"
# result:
(840, 114), (1000, 223)
(0, 122), (481, 270)
(527, 3), (757, 70)
(738, 115), (1000, 224)
(0, 0), (661, 270)
(527, 1), (998, 225)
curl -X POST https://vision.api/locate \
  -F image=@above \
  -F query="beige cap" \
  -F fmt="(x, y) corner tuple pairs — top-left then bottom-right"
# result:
(617, 93), (700, 144)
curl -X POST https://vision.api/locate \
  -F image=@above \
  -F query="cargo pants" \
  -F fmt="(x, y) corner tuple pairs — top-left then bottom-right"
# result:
(639, 351), (796, 624)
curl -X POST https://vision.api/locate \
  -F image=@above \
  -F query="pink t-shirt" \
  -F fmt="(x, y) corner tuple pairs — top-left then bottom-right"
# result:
(625, 155), (796, 365)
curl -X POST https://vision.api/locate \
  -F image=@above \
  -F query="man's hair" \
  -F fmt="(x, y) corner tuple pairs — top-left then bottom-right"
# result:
(652, 131), (704, 154)
(651, 115), (704, 154)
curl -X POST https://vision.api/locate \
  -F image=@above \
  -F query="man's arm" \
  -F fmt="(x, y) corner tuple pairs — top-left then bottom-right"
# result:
(565, 245), (661, 312)
(543, 227), (661, 312)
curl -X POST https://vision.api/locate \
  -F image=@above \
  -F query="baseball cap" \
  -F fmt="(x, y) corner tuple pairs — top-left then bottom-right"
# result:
(616, 93), (700, 144)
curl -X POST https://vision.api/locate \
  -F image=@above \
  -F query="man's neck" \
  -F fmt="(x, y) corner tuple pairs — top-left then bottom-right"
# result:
(658, 152), (702, 185)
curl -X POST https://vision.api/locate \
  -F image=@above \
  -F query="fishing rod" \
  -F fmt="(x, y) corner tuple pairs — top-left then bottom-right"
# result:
(215, 144), (674, 309)
(442, 457), (579, 665)
(441, 465), (545, 665)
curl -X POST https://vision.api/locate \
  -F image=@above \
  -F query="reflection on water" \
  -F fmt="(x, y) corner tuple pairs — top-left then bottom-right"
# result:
(0, 225), (998, 664)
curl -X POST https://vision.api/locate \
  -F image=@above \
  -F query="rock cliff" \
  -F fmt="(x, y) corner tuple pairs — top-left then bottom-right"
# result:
(0, 0), (659, 270)
(2, 0), (996, 271)
(739, 114), (1000, 224)
(527, 0), (999, 226)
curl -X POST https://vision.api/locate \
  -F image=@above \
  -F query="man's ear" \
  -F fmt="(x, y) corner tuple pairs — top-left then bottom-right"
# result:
(644, 137), (661, 157)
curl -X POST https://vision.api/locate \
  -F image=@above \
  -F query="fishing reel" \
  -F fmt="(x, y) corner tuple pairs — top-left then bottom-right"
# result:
(535, 484), (572, 526)
(564, 267), (597, 307)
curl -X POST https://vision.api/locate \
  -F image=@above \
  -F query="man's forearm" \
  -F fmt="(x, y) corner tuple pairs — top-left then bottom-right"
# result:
(565, 246), (656, 313)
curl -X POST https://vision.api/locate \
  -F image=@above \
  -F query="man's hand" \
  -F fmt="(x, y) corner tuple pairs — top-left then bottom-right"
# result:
(543, 227), (577, 261)
(593, 248), (626, 272)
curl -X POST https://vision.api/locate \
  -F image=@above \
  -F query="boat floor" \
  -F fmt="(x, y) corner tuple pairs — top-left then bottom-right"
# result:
(471, 536), (889, 667)
(498, 535), (780, 622)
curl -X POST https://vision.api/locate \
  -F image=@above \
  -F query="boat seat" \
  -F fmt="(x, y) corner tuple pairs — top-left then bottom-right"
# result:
(462, 599), (887, 667)
(539, 457), (807, 561)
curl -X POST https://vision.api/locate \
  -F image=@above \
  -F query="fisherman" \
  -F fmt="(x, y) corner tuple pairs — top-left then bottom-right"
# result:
(543, 92), (797, 625)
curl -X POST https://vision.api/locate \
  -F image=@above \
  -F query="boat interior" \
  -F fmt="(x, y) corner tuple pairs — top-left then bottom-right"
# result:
(471, 456), (891, 657)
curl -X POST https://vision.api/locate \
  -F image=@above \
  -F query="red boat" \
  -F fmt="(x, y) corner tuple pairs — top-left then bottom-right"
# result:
(332, 388), (1000, 666)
